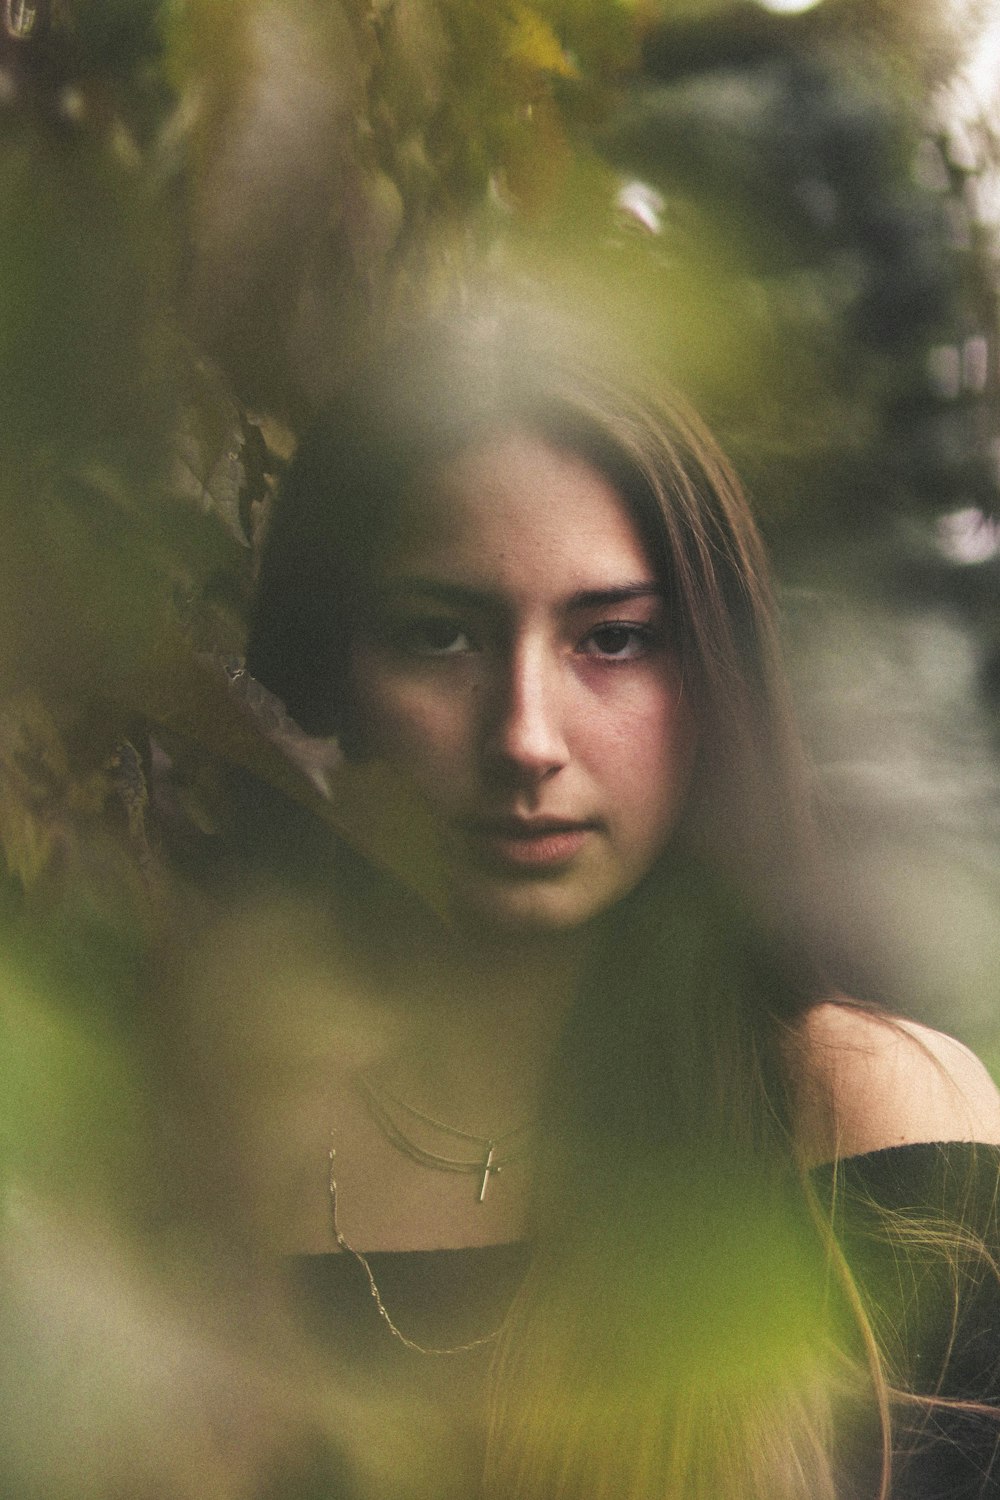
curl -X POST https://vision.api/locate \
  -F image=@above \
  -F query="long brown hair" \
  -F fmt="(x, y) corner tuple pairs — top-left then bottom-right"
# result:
(247, 304), (967, 1497)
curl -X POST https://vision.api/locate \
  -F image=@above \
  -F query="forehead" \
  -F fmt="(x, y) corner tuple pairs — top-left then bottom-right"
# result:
(380, 430), (657, 592)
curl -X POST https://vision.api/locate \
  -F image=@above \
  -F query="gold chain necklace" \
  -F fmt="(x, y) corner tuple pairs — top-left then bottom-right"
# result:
(357, 1071), (534, 1203)
(327, 1138), (506, 1355)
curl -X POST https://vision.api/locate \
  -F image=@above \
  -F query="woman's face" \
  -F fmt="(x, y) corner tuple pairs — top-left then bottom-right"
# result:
(349, 430), (697, 931)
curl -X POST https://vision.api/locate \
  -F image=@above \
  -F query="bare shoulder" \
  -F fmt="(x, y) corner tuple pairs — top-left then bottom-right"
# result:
(792, 999), (1000, 1165)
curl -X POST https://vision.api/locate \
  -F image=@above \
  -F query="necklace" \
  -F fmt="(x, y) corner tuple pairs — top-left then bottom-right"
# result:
(327, 1139), (505, 1355)
(357, 1071), (533, 1203)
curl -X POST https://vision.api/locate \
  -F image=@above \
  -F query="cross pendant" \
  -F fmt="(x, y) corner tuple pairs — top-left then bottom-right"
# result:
(477, 1143), (498, 1202)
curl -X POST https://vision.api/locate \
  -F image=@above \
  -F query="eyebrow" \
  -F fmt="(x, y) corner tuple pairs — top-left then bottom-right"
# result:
(567, 584), (664, 610)
(378, 579), (665, 611)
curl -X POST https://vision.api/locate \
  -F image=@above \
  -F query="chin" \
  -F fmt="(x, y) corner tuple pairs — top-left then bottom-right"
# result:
(449, 872), (617, 935)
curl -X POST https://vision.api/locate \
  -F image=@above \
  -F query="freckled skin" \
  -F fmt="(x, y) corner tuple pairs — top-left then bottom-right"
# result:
(349, 431), (698, 932)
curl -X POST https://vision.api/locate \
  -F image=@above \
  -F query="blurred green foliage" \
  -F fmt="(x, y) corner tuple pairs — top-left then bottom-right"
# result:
(0, 0), (643, 1229)
(2, 2), (1000, 1494)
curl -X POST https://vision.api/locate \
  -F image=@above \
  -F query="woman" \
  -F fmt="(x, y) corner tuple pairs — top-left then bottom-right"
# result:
(242, 306), (1000, 1499)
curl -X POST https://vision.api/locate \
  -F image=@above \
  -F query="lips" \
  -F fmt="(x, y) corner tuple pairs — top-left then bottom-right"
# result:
(462, 816), (596, 870)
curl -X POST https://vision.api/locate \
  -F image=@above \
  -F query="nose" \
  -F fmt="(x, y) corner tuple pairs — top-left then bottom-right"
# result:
(484, 639), (569, 785)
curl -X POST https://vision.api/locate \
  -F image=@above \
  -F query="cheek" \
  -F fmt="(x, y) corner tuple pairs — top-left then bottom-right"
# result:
(600, 672), (697, 840)
(651, 705), (698, 834)
(350, 657), (474, 778)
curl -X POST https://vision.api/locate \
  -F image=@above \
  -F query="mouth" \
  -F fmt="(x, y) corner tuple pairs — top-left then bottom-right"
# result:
(461, 816), (597, 871)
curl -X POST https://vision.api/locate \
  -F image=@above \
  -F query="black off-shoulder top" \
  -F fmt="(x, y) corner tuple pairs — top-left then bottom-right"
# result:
(284, 1143), (1000, 1499)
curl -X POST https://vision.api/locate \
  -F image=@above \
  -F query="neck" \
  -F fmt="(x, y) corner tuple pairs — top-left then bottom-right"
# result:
(377, 922), (590, 1134)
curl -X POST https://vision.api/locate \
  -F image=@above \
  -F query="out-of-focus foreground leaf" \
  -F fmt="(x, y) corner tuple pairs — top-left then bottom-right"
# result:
(0, 0), (643, 1220)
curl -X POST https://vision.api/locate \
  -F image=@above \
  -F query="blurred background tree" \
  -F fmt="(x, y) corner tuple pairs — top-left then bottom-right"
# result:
(597, 0), (1000, 1050)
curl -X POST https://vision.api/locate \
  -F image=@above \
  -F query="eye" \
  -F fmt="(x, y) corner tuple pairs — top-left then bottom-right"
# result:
(395, 617), (476, 657)
(580, 622), (656, 661)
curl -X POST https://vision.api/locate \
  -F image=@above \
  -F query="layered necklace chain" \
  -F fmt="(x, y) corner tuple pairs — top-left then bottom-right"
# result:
(326, 1071), (533, 1355)
(357, 1069), (533, 1202)
(327, 1141), (507, 1355)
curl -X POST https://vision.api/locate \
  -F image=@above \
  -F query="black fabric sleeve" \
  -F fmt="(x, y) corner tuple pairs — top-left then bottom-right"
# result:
(813, 1142), (1000, 1499)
